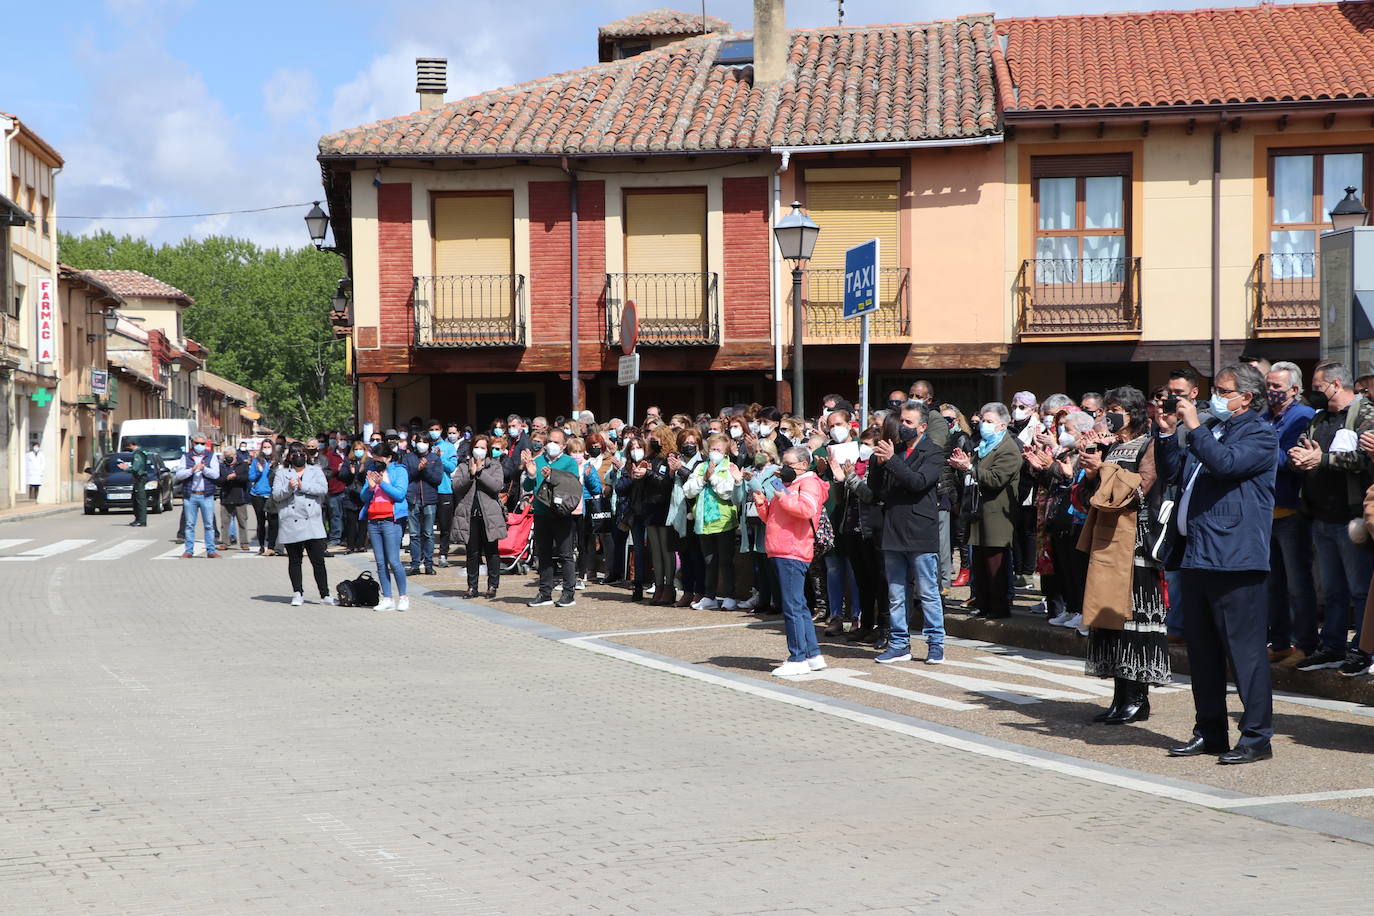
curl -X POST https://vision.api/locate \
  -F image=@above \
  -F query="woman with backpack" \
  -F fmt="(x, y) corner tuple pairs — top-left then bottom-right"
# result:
(360, 441), (411, 612)
(451, 434), (507, 599)
(272, 441), (333, 607)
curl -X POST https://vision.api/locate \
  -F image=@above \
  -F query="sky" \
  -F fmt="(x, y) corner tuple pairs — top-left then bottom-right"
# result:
(4, 0), (1219, 251)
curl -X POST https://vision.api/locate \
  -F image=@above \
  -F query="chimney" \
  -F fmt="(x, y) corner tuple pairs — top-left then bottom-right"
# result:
(416, 57), (447, 109)
(752, 0), (786, 86)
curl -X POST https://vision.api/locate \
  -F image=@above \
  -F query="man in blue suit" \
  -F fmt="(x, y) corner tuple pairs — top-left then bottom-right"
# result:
(1156, 363), (1278, 764)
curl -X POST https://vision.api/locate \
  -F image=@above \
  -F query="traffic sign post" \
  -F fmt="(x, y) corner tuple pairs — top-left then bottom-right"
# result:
(844, 239), (880, 423)
(619, 301), (639, 422)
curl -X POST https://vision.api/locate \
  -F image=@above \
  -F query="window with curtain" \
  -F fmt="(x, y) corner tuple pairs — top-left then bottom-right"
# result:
(1269, 150), (1367, 279)
(1031, 157), (1129, 284)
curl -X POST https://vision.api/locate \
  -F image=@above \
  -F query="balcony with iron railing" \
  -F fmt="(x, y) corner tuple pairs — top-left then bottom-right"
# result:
(800, 267), (910, 341)
(1015, 257), (1142, 336)
(1251, 252), (1320, 333)
(413, 274), (527, 348)
(605, 272), (719, 346)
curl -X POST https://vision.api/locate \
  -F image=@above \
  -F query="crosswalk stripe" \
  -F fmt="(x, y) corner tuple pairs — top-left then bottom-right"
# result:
(795, 668), (983, 711)
(81, 539), (157, 562)
(0, 538), (34, 553)
(0, 539), (97, 562)
(885, 664), (1092, 704)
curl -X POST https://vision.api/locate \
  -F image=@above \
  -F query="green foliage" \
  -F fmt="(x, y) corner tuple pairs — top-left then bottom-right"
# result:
(60, 230), (351, 437)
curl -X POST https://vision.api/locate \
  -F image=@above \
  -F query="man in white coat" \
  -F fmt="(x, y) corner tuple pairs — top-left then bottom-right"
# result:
(24, 442), (44, 501)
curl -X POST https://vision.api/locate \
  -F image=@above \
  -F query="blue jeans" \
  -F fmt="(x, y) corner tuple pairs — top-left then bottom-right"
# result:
(183, 493), (216, 554)
(1312, 518), (1372, 650)
(773, 557), (820, 662)
(883, 550), (945, 652)
(327, 492), (344, 544)
(825, 553), (859, 620)
(368, 517), (408, 598)
(1268, 513), (1318, 653)
(408, 503), (436, 569)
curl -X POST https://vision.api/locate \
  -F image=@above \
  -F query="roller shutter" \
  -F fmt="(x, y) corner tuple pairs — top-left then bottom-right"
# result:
(805, 181), (899, 271)
(624, 191), (706, 273)
(433, 194), (513, 275)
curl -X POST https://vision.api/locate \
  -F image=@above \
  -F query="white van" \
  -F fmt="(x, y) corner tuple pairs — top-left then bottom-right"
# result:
(117, 418), (198, 473)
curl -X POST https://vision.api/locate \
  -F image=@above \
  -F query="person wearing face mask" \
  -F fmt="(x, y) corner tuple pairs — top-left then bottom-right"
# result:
(272, 443), (333, 607)
(1073, 387), (1171, 728)
(621, 430), (677, 603)
(174, 436), (222, 558)
(754, 446), (831, 676)
(812, 408), (861, 627)
(398, 433), (444, 576)
(1031, 411), (1094, 632)
(521, 428), (582, 607)
(613, 435), (650, 596)
(1286, 361), (1374, 673)
(1261, 362), (1318, 667)
(948, 403), (1023, 620)
(567, 437), (604, 590)
(754, 407), (792, 454)
(681, 434), (744, 610)
(337, 440), (372, 553)
(360, 442), (411, 611)
(823, 428), (884, 644)
(217, 446), (252, 552)
(321, 436), (347, 549)
(741, 440), (782, 616)
(1155, 365), (1278, 764)
(451, 434), (508, 599)
(248, 441), (279, 555)
(670, 430), (708, 606)
(432, 421), (460, 569)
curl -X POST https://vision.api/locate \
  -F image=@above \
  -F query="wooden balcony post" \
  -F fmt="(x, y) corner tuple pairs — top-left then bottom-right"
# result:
(361, 378), (381, 430)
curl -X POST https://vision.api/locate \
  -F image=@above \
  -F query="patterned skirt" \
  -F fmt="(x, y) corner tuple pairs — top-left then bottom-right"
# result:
(1085, 563), (1171, 686)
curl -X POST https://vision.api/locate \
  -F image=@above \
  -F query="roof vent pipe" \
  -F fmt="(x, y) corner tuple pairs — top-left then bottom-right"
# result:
(416, 58), (447, 109)
(753, 0), (786, 86)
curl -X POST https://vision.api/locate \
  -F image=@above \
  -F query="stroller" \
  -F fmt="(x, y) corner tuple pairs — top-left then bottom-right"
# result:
(498, 499), (537, 574)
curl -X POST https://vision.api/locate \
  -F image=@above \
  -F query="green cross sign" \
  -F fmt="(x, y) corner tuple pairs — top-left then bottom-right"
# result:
(31, 388), (52, 408)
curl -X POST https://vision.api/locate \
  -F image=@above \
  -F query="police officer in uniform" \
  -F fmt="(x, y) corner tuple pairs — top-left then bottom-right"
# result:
(118, 439), (150, 527)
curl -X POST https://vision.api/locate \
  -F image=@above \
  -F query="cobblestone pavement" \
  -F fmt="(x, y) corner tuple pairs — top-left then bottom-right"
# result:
(2, 513), (1372, 914)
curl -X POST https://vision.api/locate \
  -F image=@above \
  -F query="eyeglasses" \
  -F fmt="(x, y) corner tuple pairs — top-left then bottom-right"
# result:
(1214, 386), (1238, 396)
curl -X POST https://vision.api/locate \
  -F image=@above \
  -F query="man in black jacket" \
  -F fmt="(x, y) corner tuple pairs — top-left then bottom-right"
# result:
(842, 401), (947, 665)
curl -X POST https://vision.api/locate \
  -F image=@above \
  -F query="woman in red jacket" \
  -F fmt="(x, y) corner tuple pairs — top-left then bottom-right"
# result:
(755, 446), (830, 677)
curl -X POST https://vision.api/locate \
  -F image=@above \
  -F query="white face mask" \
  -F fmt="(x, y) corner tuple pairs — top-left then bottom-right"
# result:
(471, 447), (488, 461)
(709, 450), (726, 464)
(447, 433), (459, 443)
(1013, 407), (1030, 421)
(749, 421), (760, 435)
(858, 443), (874, 461)
(729, 427), (743, 439)
(630, 448), (645, 462)
(829, 425), (851, 443)
(545, 441), (563, 458)
(416, 441), (430, 454)
(1058, 431), (1076, 449)
(759, 423), (775, 436)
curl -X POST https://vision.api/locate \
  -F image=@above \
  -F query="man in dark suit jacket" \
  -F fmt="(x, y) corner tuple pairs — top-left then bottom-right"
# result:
(842, 401), (947, 665)
(1156, 364), (1278, 764)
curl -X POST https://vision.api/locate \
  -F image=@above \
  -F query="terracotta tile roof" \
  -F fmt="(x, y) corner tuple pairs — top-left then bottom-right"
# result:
(997, 1), (1374, 112)
(319, 17), (1000, 157)
(78, 270), (195, 305)
(598, 8), (731, 38)
(57, 263), (128, 305)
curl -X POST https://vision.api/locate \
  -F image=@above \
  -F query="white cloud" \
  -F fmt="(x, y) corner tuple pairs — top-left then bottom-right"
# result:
(263, 68), (319, 124)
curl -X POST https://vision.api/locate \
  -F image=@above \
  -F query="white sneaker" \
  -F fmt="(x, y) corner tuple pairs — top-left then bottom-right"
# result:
(721, 598), (739, 610)
(646, 583), (656, 595)
(1065, 612), (1083, 630)
(320, 595), (337, 606)
(290, 592), (304, 607)
(575, 579), (586, 590)
(738, 593), (759, 610)
(771, 660), (811, 677)
(1031, 599), (1048, 614)
(805, 655), (828, 671)
(397, 595), (410, 611)
(1048, 610), (1075, 627)
(692, 596), (720, 610)
(373, 597), (395, 612)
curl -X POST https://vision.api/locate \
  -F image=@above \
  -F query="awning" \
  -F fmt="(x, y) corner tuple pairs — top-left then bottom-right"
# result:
(239, 407), (261, 421)
(0, 192), (33, 227)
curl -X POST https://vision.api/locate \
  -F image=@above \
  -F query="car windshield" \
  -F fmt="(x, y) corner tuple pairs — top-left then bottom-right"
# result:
(100, 456), (129, 474)
(124, 435), (185, 460)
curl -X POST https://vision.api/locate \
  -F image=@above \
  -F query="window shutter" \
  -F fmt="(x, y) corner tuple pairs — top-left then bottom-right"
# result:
(1031, 155), (1132, 179)
(433, 195), (514, 276)
(624, 191), (706, 274)
(804, 181), (900, 271)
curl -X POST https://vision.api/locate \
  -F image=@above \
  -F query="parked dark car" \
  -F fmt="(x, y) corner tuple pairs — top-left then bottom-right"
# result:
(83, 452), (175, 515)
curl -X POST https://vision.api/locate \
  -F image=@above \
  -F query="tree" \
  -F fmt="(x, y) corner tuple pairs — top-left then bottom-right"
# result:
(60, 230), (351, 437)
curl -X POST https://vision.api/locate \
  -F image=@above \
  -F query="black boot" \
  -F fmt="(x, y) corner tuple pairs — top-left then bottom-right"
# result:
(1104, 680), (1150, 724)
(464, 582), (479, 599)
(631, 584), (644, 602)
(1092, 678), (1128, 723)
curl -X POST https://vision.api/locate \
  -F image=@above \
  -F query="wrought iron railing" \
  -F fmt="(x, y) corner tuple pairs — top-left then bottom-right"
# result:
(1015, 257), (1142, 334)
(1251, 253), (1320, 331)
(413, 274), (526, 348)
(801, 267), (910, 340)
(605, 272), (719, 346)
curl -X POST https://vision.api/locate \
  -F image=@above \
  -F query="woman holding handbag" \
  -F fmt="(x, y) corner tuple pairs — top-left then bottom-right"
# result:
(568, 437), (603, 590)
(451, 434), (507, 599)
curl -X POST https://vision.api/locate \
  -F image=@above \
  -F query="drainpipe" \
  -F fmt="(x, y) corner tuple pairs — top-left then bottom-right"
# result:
(1211, 118), (1223, 378)
(563, 157), (580, 413)
(772, 150), (791, 405)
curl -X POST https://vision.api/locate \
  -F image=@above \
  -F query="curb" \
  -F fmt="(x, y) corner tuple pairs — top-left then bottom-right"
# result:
(0, 504), (83, 526)
(945, 605), (1374, 707)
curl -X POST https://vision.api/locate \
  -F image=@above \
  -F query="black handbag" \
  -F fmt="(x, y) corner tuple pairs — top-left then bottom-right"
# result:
(587, 494), (614, 533)
(958, 470), (982, 518)
(336, 571), (380, 607)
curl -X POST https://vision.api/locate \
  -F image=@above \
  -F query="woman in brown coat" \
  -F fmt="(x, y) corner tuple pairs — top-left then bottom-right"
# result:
(451, 434), (509, 599)
(949, 402), (1023, 620)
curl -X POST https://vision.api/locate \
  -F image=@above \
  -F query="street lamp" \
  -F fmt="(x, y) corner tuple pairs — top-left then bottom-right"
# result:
(104, 310), (119, 334)
(773, 201), (819, 415)
(305, 201), (330, 249)
(1330, 187), (1369, 232)
(330, 279), (349, 314)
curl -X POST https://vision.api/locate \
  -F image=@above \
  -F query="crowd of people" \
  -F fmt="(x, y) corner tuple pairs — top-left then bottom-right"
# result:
(133, 358), (1374, 765)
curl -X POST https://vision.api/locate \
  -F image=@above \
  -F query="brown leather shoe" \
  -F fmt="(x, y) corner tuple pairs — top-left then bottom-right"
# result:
(674, 592), (694, 608)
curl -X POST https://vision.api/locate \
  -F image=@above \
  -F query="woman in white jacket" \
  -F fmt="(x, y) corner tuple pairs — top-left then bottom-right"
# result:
(24, 443), (44, 501)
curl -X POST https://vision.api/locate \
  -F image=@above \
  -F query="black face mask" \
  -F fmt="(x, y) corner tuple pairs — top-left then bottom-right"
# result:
(290, 454), (307, 468)
(648, 440), (661, 455)
(589, 446), (603, 458)
(367, 460), (386, 473)
(681, 442), (698, 457)
(778, 465), (797, 484)
(898, 425), (921, 442)
(1307, 390), (1330, 412)
(1105, 412), (1126, 433)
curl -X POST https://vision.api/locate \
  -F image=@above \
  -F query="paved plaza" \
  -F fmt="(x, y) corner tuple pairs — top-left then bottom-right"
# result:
(2, 510), (1372, 914)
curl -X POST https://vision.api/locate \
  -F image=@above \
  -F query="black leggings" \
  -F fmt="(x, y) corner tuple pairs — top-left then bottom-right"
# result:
(700, 529), (737, 600)
(252, 495), (278, 550)
(285, 538), (328, 597)
(466, 517), (499, 589)
(577, 512), (598, 580)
